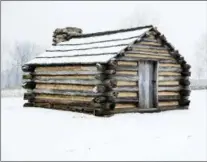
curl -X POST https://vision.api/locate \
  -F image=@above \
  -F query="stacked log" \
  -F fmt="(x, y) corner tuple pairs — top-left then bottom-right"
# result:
(170, 51), (191, 108)
(93, 60), (118, 116)
(52, 27), (82, 45)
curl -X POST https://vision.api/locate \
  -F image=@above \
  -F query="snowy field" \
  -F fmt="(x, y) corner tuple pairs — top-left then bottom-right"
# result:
(1, 90), (207, 161)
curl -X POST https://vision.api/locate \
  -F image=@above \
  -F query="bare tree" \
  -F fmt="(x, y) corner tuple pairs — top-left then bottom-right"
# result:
(194, 33), (207, 79)
(1, 41), (44, 89)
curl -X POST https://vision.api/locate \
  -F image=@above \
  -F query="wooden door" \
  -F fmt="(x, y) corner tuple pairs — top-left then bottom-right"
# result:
(139, 61), (158, 109)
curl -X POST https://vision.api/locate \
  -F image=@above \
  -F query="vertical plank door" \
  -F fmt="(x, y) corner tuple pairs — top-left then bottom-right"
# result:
(139, 61), (158, 109)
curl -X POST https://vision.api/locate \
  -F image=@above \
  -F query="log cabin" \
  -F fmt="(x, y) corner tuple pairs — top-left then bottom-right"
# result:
(22, 25), (191, 116)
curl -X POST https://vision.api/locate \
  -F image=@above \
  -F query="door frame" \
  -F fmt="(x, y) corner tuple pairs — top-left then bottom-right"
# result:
(138, 60), (159, 109)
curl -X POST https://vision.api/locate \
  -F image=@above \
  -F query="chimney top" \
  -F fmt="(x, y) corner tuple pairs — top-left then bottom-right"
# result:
(52, 27), (82, 45)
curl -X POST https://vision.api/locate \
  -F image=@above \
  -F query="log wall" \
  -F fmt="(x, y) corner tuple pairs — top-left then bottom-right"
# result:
(113, 31), (190, 111)
(22, 64), (99, 114)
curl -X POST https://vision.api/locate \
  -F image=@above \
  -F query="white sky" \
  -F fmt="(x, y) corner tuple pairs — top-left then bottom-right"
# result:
(1, 1), (207, 76)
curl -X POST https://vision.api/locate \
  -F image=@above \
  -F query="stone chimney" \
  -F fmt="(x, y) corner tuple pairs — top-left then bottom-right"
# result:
(52, 27), (82, 45)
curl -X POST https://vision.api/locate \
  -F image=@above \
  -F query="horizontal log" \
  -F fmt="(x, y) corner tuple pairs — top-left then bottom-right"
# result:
(36, 83), (94, 91)
(159, 67), (182, 72)
(138, 41), (162, 46)
(158, 81), (179, 86)
(158, 86), (181, 92)
(22, 65), (35, 72)
(158, 95), (180, 101)
(96, 63), (106, 71)
(159, 72), (181, 76)
(117, 57), (177, 63)
(34, 71), (100, 76)
(115, 76), (139, 81)
(158, 76), (181, 81)
(35, 79), (100, 85)
(115, 98), (138, 103)
(131, 46), (170, 54)
(35, 65), (96, 72)
(158, 91), (179, 96)
(114, 87), (139, 92)
(34, 98), (92, 107)
(22, 81), (36, 89)
(116, 66), (139, 71)
(132, 44), (166, 50)
(126, 53), (173, 60)
(117, 61), (138, 66)
(35, 93), (93, 102)
(116, 71), (137, 75)
(117, 81), (137, 86)
(34, 89), (100, 97)
(108, 60), (118, 67)
(103, 79), (117, 88)
(117, 92), (137, 98)
(35, 75), (95, 80)
(159, 63), (181, 68)
(126, 50), (170, 56)
(116, 103), (137, 109)
(158, 101), (179, 107)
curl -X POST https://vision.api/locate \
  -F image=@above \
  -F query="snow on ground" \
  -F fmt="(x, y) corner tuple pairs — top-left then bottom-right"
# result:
(1, 90), (207, 161)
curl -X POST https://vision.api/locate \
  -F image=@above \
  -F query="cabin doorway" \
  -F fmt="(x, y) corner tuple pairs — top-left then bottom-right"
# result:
(139, 61), (158, 109)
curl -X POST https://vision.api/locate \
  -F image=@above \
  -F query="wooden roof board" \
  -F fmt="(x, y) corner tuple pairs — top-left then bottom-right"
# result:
(26, 27), (152, 65)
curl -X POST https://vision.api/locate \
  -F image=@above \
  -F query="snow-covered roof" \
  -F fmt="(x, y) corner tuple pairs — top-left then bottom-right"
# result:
(26, 25), (153, 65)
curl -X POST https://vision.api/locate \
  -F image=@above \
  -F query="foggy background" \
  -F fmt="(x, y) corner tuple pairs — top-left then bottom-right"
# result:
(1, 1), (207, 89)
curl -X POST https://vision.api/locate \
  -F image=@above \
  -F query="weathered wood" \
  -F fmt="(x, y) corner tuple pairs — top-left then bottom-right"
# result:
(103, 91), (118, 98)
(158, 76), (181, 81)
(24, 92), (35, 100)
(116, 71), (137, 75)
(36, 83), (94, 91)
(22, 81), (36, 89)
(116, 66), (139, 71)
(108, 60), (118, 67)
(180, 89), (191, 96)
(126, 53), (173, 60)
(116, 103), (137, 109)
(35, 65), (96, 72)
(34, 98), (92, 107)
(35, 75), (95, 80)
(118, 92), (137, 98)
(158, 95), (180, 101)
(35, 93), (93, 102)
(182, 64), (191, 70)
(158, 101), (179, 107)
(115, 98), (138, 103)
(34, 89), (100, 97)
(159, 67), (182, 72)
(117, 57), (177, 63)
(23, 102), (34, 107)
(103, 79), (117, 88)
(158, 86), (181, 92)
(92, 102), (115, 110)
(179, 78), (190, 86)
(34, 71), (100, 76)
(22, 65), (35, 72)
(96, 63), (107, 71)
(181, 71), (191, 77)
(158, 91), (179, 96)
(179, 99), (190, 106)
(158, 81), (179, 86)
(117, 81), (137, 86)
(114, 86), (139, 92)
(93, 109), (105, 116)
(117, 61), (137, 66)
(93, 96), (107, 103)
(35, 78), (100, 85)
(23, 74), (33, 80)
(159, 72), (181, 76)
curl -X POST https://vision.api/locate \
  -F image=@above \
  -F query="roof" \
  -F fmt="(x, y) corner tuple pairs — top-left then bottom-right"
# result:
(26, 25), (153, 65)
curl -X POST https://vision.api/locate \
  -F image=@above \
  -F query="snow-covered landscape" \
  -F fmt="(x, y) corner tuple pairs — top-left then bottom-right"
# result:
(1, 89), (207, 161)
